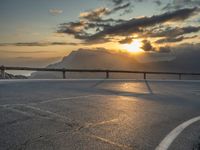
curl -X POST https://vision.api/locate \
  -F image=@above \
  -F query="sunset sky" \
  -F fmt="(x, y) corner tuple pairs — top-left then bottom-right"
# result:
(0, 0), (200, 69)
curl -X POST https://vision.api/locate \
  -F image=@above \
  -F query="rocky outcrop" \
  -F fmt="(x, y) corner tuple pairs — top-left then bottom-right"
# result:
(0, 72), (27, 79)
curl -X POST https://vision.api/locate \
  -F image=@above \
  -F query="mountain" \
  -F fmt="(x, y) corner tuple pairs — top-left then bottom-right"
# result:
(30, 49), (142, 79)
(30, 48), (200, 79)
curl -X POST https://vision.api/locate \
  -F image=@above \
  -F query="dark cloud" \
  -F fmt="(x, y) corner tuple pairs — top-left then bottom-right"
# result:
(57, 7), (198, 45)
(145, 26), (200, 44)
(163, 0), (200, 10)
(141, 40), (172, 53)
(110, 0), (162, 5)
(156, 35), (198, 43)
(80, 8), (110, 21)
(51, 42), (80, 46)
(58, 3), (131, 39)
(79, 3), (132, 22)
(108, 0), (129, 5)
(156, 36), (183, 43)
(57, 21), (86, 35)
(55, 0), (199, 51)
(110, 2), (132, 14)
(87, 7), (198, 41)
(57, 4), (130, 41)
(0, 50), (53, 53)
(141, 40), (156, 51)
(148, 26), (200, 38)
(0, 42), (80, 47)
(119, 37), (133, 44)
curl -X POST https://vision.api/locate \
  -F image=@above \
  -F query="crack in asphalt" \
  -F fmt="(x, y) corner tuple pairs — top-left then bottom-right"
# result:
(2, 104), (79, 127)
(193, 136), (200, 150)
(1, 104), (134, 150)
(0, 117), (31, 128)
(7, 134), (56, 150)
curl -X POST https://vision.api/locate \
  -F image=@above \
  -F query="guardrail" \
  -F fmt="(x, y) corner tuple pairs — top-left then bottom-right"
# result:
(1, 65), (200, 80)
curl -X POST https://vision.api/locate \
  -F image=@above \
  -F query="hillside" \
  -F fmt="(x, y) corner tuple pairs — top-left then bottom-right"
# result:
(30, 48), (200, 79)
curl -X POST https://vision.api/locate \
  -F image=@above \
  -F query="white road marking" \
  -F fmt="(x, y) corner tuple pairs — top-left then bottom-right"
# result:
(0, 95), (104, 107)
(155, 116), (200, 150)
(84, 133), (133, 149)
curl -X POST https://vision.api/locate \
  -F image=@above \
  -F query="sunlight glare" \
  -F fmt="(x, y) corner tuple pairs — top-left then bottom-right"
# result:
(122, 40), (143, 53)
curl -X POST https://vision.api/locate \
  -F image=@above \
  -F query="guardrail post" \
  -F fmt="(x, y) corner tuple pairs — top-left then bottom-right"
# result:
(1, 65), (5, 79)
(62, 71), (66, 79)
(179, 73), (182, 80)
(106, 71), (109, 79)
(144, 73), (146, 80)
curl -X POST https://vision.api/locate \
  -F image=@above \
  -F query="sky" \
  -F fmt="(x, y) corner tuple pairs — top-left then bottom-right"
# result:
(0, 0), (200, 72)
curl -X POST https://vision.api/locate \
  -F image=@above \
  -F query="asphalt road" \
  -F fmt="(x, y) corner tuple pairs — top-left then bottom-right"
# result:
(0, 79), (200, 150)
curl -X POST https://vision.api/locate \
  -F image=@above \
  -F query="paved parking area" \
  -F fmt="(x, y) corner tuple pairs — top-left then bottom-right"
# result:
(0, 79), (200, 150)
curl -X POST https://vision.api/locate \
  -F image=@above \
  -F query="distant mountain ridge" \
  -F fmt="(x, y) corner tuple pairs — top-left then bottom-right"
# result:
(30, 48), (200, 79)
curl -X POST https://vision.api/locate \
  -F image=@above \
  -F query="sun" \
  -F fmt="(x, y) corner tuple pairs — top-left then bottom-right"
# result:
(122, 40), (143, 53)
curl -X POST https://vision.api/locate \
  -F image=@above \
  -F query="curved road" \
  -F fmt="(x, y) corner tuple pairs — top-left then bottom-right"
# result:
(0, 79), (200, 150)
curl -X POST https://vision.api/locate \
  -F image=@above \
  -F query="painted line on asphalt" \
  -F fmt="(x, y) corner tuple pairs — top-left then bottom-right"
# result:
(0, 95), (104, 107)
(155, 116), (200, 150)
(84, 133), (133, 149)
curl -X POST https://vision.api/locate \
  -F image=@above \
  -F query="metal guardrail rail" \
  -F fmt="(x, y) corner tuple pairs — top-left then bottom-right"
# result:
(1, 65), (200, 79)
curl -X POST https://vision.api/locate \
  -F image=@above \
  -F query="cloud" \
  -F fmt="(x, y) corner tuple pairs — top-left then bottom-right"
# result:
(0, 57), (61, 68)
(53, 0), (199, 54)
(141, 40), (156, 51)
(0, 50), (53, 53)
(79, 3), (132, 22)
(58, 11), (126, 41)
(0, 42), (80, 47)
(49, 8), (63, 15)
(154, 0), (162, 6)
(58, 21), (87, 36)
(109, 0), (162, 6)
(140, 40), (172, 53)
(108, 0), (129, 6)
(148, 26), (200, 38)
(108, 0), (159, 5)
(162, 0), (200, 10)
(156, 35), (198, 43)
(57, 7), (198, 46)
(110, 2), (132, 14)
(80, 8), (110, 21)
(58, 5), (129, 41)
(86, 7), (198, 41)
(145, 26), (200, 44)
(145, 25), (200, 44)
(119, 37), (133, 44)
(15, 57), (33, 59)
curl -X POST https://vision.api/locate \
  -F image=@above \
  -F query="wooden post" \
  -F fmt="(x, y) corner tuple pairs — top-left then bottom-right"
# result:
(144, 73), (146, 80)
(1, 66), (5, 79)
(179, 73), (181, 80)
(106, 71), (109, 79)
(62, 71), (66, 79)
